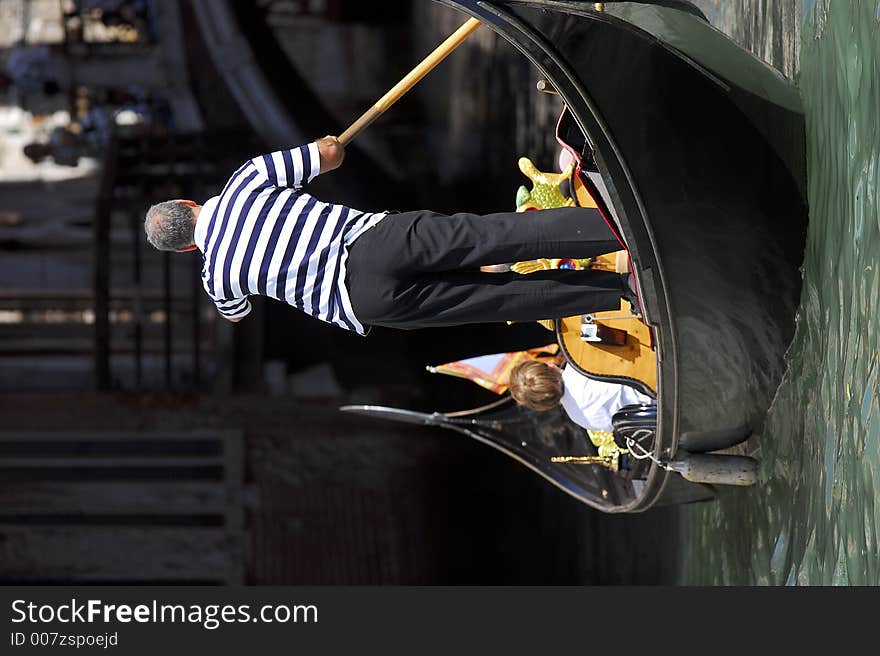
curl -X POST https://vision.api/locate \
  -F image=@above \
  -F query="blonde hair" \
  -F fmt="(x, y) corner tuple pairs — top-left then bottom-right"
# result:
(508, 360), (563, 411)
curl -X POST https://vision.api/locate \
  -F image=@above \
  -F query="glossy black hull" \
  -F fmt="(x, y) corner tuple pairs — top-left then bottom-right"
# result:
(347, 1), (808, 512)
(439, 0), (807, 511)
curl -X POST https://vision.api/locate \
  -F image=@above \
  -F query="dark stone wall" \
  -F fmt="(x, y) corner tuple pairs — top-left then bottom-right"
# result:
(0, 394), (679, 584)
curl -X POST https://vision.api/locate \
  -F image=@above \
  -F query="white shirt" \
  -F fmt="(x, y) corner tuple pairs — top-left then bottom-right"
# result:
(560, 365), (654, 432)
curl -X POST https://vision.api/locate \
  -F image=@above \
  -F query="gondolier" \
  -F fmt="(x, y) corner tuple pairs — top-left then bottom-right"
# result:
(143, 136), (632, 334)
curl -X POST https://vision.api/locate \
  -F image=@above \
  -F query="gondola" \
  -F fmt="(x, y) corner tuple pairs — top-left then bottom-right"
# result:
(342, 0), (808, 512)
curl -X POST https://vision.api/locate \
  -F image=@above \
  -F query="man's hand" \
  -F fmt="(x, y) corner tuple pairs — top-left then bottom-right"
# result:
(316, 135), (345, 174)
(223, 314), (244, 323)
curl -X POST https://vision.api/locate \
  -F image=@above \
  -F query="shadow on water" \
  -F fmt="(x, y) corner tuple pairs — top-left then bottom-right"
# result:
(681, 0), (880, 585)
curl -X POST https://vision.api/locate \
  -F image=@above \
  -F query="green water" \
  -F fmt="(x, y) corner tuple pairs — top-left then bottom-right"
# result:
(680, 1), (880, 585)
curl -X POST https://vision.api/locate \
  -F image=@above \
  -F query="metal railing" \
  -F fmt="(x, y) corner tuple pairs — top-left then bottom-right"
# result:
(92, 128), (260, 390)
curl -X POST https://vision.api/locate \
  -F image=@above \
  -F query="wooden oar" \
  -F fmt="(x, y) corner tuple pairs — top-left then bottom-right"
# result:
(338, 17), (482, 146)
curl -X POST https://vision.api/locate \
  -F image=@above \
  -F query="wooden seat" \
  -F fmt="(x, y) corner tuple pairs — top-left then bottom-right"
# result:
(556, 300), (657, 397)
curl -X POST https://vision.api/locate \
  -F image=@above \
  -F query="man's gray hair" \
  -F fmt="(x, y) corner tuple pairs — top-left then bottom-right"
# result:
(144, 201), (196, 251)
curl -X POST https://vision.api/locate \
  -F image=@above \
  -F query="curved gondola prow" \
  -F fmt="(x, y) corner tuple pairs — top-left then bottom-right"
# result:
(340, 397), (716, 511)
(341, 400), (640, 512)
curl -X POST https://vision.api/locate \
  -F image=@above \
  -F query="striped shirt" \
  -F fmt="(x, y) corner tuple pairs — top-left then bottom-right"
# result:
(193, 142), (387, 335)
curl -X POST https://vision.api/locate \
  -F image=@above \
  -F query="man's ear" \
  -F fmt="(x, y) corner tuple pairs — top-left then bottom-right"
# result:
(176, 244), (198, 253)
(174, 199), (198, 208)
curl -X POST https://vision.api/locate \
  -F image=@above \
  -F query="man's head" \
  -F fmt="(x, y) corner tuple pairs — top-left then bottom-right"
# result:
(144, 200), (199, 251)
(508, 360), (564, 411)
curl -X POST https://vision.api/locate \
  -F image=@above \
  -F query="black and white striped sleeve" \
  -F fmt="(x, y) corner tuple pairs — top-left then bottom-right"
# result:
(250, 142), (322, 189)
(212, 295), (252, 321)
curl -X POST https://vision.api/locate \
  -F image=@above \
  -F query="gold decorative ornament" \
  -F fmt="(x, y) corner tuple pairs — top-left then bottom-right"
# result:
(551, 454), (618, 471)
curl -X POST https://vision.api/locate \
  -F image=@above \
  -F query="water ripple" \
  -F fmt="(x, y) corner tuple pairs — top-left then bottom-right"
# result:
(681, 0), (880, 585)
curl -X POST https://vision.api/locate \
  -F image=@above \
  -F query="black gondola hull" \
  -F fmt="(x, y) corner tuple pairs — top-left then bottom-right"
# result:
(353, 1), (808, 511)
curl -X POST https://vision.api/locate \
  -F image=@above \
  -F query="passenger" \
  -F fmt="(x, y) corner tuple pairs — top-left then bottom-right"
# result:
(143, 136), (638, 334)
(508, 359), (652, 433)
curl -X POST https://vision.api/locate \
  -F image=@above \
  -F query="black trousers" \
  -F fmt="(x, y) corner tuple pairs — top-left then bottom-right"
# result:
(345, 207), (626, 329)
